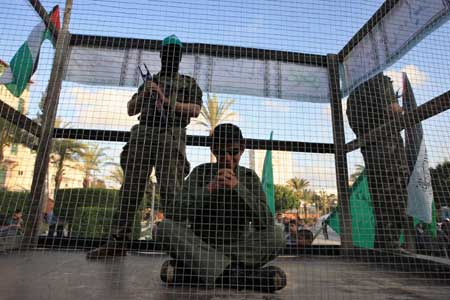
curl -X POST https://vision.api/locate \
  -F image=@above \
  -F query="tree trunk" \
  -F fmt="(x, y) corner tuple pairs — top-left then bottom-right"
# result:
(54, 159), (64, 193)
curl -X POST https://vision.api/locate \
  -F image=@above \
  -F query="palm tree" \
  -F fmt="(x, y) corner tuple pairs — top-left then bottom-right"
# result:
(50, 138), (87, 192)
(79, 144), (110, 188)
(301, 189), (314, 219)
(316, 190), (336, 215)
(108, 165), (124, 187)
(49, 120), (87, 192)
(287, 177), (309, 192)
(287, 177), (310, 217)
(350, 163), (365, 185)
(192, 94), (237, 162)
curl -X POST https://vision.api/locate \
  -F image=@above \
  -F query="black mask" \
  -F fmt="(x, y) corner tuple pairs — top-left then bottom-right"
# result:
(160, 45), (182, 75)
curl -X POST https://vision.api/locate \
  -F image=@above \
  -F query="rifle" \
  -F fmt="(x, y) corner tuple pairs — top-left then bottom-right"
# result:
(138, 63), (167, 125)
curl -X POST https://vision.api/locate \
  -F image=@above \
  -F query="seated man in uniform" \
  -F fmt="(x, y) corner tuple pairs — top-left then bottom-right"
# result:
(156, 123), (287, 292)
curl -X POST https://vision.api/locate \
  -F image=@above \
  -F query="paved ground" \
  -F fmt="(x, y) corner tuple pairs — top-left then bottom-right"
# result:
(1, 250), (449, 300)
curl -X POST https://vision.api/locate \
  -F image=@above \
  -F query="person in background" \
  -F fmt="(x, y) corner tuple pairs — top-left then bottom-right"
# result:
(0, 209), (23, 237)
(347, 73), (409, 250)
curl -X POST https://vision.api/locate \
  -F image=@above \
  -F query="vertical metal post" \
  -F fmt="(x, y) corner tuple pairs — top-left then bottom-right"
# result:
(327, 54), (353, 252)
(24, 0), (73, 247)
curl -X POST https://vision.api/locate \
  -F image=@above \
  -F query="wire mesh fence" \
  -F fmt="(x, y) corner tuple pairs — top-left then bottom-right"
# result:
(1, 0), (450, 298)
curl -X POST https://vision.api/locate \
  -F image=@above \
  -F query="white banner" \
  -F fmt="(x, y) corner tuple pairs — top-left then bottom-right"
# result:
(64, 46), (330, 103)
(407, 140), (433, 223)
(342, 0), (450, 94)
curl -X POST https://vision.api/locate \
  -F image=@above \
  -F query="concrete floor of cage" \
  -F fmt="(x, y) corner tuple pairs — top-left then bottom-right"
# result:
(1, 249), (450, 300)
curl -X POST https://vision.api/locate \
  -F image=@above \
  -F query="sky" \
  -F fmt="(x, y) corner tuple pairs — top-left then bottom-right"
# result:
(0, 0), (449, 193)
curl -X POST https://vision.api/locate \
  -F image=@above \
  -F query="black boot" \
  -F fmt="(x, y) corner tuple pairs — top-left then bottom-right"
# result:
(218, 264), (287, 293)
(160, 260), (199, 287)
(86, 233), (129, 259)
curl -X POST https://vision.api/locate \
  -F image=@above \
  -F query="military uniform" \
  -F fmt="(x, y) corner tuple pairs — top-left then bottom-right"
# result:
(156, 163), (285, 286)
(347, 74), (409, 249)
(115, 72), (203, 236)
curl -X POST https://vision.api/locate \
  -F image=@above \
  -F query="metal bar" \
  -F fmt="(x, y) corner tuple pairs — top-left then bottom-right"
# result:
(52, 128), (335, 154)
(327, 54), (353, 251)
(338, 0), (400, 61)
(0, 99), (41, 136)
(69, 34), (329, 67)
(28, 0), (59, 42)
(346, 90), (450, 152)
(25, 0), (73, 247)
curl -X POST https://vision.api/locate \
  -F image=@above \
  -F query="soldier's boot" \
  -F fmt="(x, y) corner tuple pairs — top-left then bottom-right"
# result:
(86, 233), (129, 259)
(160, 260), (199, 287)
(218, 264), (287, 293)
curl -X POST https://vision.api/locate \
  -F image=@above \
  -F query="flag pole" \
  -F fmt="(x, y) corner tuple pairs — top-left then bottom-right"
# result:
(24, 0), (73, 248)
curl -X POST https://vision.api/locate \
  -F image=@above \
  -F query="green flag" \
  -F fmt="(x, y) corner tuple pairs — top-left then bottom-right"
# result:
(328, 172), (375, 248)
(262, 131), (275, 216)
(328, 171), (437, 249)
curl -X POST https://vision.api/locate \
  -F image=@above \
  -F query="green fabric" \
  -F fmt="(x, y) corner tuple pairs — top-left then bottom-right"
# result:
(328, 172), (375, 248)
(5, 42), (34, 97)
(328, 172), (437, 248)
(162, 34), (182, 47)
(185, 163), (274, 231)
(414, 201), (437, 238)
(262, 131), (275, 216)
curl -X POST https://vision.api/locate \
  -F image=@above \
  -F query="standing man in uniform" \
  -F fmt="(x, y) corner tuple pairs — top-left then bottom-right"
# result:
(87, 34), (203, 258)
(156, 124), (287, 292)
(346, 73), (409, 250)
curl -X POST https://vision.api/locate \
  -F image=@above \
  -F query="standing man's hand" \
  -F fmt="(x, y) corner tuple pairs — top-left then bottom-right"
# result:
(207, 168), (239, 192)
(144, 81), (168, 111)
(389, 103), (404, 113)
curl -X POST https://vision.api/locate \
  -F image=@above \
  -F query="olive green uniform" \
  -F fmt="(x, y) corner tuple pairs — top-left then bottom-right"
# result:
(156, 163), (285, 286)
(346, 74), (409, 249)
(115, 73), (202, 237)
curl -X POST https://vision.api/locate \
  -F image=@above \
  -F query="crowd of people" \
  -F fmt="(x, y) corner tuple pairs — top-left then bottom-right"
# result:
(275, 214), (314, 247)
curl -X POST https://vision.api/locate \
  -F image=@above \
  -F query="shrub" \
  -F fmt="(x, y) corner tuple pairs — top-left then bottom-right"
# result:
(0, 189), (30, 224)
(71, 206), (141, 239)
(54, 188), (119, 224)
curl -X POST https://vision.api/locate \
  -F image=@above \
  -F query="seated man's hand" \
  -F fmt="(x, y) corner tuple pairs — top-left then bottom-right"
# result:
(207, 168), (239, 192)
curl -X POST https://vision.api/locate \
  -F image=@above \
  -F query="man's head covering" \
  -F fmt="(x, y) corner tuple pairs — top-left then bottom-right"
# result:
(162, 34), (182, 47)
(211, 123), (244, 145)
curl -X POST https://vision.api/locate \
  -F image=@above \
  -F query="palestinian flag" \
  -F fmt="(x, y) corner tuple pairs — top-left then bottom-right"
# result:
(0, 5), (60, 97)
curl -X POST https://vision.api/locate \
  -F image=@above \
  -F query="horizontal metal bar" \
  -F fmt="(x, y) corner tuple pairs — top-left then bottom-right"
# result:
(338, 0), (400, 61)
(28, 0), (59, 42)
(52, 128), (335, 153)
(0, 98), (41, 136)
(346, 90), (450, 152)
(69, 34), (328, 67)
(36, 236), (340, 256)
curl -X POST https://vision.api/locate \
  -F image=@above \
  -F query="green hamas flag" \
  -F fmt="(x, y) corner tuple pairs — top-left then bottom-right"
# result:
(328, 172), (437, 249)
(328, 172), (375, 248)
(262, 131), (275, 216)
